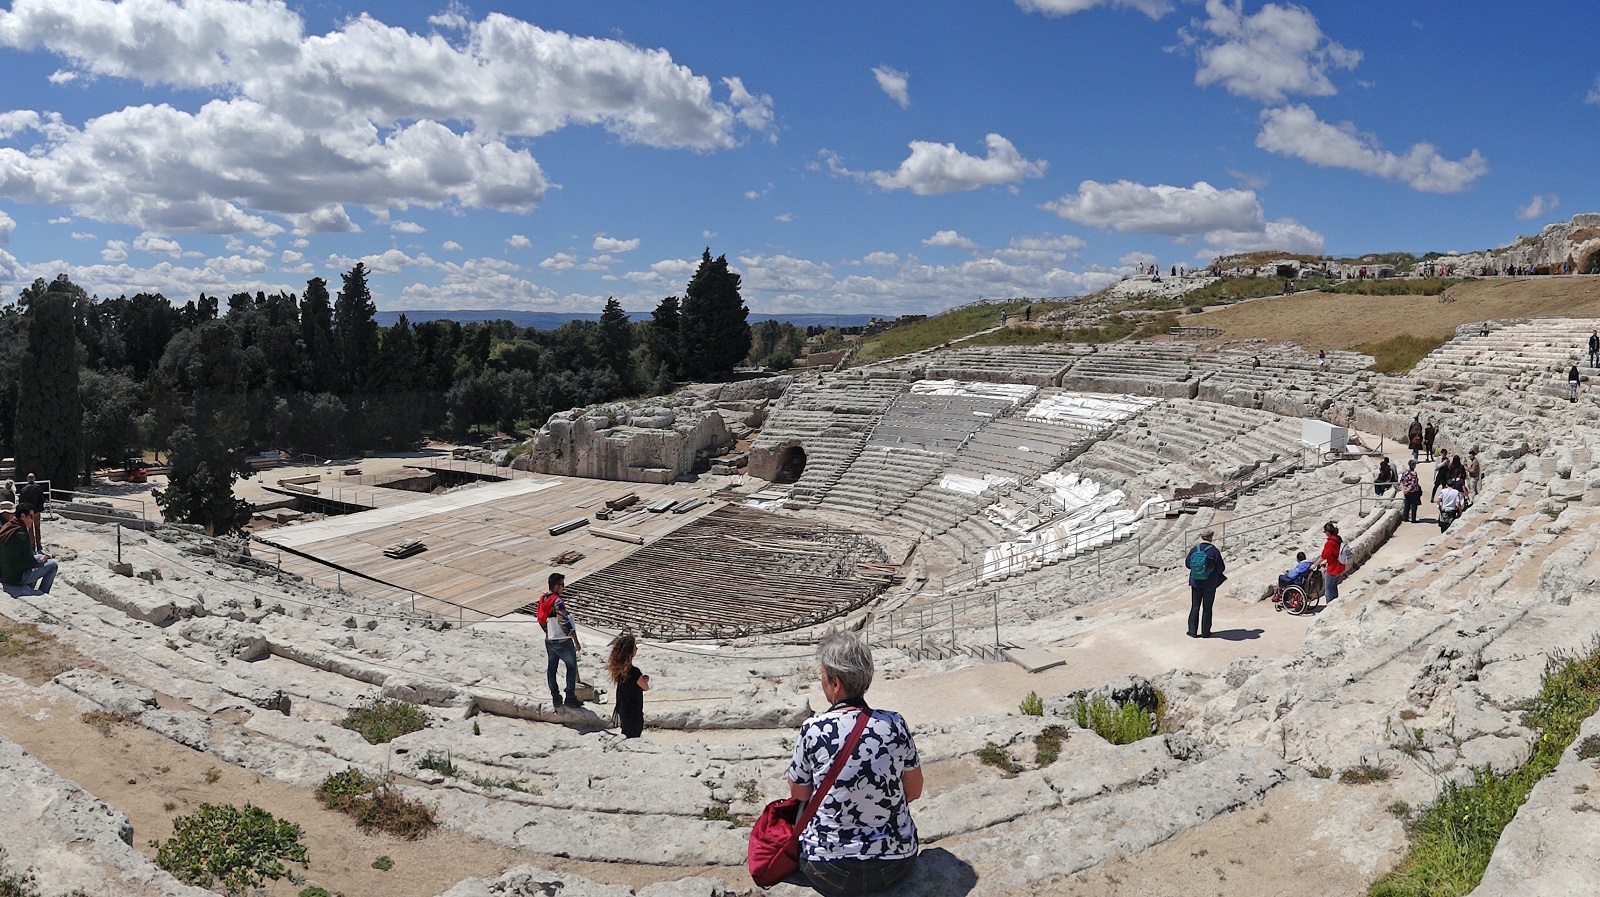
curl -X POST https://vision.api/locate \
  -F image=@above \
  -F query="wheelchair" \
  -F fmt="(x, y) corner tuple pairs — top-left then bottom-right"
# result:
(1270, 568), (1324, 616)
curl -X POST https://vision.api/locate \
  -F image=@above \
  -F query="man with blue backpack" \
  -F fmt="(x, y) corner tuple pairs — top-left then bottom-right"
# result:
(1185, 530), (1226, 638)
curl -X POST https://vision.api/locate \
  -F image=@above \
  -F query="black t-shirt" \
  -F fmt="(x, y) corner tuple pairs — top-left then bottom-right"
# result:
(17, 483), (44, 511)
(616, 665), (645, 737)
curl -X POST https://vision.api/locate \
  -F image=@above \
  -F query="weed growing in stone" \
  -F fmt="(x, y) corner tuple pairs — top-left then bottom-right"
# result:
(1033, 725), (1069, 767)
(1019, 691), (1044, 716)
(736, 778), (760, 804)
(340, 698), (428, 744)
(315, 768), (437, 839)
(418, 749), (458, 778)
(1371, 639), (1600, 897)
(976, 743), (1023, 776)
(372, 855), (394, 871)
(1338, 762), (1393, 784)
(153, 803), (308, 895)
(702, 803), (737, 823)
(297, 889), (331, 897)
(81, 709), (136, 737)
(1071, 695), (1157, 745)
(1309, 765), (1332, 779)
(1577, 734), (1600, 761)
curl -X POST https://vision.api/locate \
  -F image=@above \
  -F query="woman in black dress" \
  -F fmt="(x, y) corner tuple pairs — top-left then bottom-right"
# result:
(607, 633), (650, 738)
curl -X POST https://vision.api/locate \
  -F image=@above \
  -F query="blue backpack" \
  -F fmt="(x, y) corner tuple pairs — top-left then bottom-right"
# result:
(1188, 545), (1214, 582)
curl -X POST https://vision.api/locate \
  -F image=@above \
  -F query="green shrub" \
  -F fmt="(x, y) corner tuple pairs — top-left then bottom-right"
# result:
(153, 803), (309, 895)
(1371, 639), (1600, 896)
(316, 768), (437, 839)
(1338, 762), (1392, 784)
(1034, 725), (1069, 767)
(371, 855), (394, 871)
(1071, 695), (1157, 745)
(418, 749), (458, 778)
(976, 743), (1023, 776)
(298, 888), (332, 897)
(339, 698), (428, 744)
(1019, 691), (1044, 716)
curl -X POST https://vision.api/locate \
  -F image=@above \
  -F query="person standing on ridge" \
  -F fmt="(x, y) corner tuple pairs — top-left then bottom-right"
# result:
(537, 572), (583, 709)
(1400, 460), (1423, 523)
(1570, 364), (1582, 403)
(1423, 420), (1438, 462)
(1185, 531), (1226, 638)
(1588, 329), (1598, 368)
(1314, 522), (1347, 604)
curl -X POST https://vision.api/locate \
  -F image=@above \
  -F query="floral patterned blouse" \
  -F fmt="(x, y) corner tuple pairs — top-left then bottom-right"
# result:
(787, 703), (920, 861)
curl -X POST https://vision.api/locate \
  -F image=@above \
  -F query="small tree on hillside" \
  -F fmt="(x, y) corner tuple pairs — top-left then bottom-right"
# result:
(14, 276), (83, 492)
(154, 320), (251, 534)
(679, 250), (750, 379)
(646, 295), (684, 390)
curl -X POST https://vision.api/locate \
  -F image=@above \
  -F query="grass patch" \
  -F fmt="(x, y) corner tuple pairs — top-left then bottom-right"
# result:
(1034, 725), (1069, 767)
(81, 708), (138, 737)
(1148, 276), (1284, 312)
(1370, 639), (1600, 896)
(0, 622), (50, 661)
(702, 803), (737, 822)
(1339, 762), (1393, 784)
(1577, 734), (1600, 761)
(1324, 277), (1467, 297)
(418, 749), (458, 778)
(1019, 691), (1044, 716)
(976, 743), (1024, 776)
(469, 774), (533, 793)
(299, 889), (332, 897)
(372, 855), (394, 871)
(340, 698), (428, 745)
(315, 768), (437, 840)
(1071, 695), (1158, 745)
(1358, 332), (1455, 375)
(1309, 765), (1333, 779)
(153, 803), (309, 896)
(850, 300), (1071, 364)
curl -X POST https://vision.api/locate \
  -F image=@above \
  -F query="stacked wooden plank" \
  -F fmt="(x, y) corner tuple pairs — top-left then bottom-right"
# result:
(383, 539), (426, 559)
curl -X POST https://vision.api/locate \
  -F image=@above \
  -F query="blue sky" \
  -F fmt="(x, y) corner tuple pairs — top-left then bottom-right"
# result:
(0, 0), (1593, 316)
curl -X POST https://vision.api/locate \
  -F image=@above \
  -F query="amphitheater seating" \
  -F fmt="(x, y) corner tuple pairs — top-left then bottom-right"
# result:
(749, 375), (908, 505)
(1059, 344), (1198, 398)
(914, 346), (1089, 386)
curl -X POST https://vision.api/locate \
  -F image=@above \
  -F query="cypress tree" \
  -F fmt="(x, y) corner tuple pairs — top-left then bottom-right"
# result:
(679, 249), (750, 379)
(598, 297), (634, 392)
(14, 276), (83, 493)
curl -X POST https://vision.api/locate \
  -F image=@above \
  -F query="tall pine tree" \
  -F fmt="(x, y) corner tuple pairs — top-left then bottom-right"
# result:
(598, 297), (634, 393)
(300, 277), (337, 393)
(679, 250), (750, 379)
(333, 263), (379, 395)
(14, 276), (83, 492)
(154, 320), (251, 534)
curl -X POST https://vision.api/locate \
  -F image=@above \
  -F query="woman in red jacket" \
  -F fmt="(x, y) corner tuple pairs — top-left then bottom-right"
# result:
(1315, 521), (1346, 604)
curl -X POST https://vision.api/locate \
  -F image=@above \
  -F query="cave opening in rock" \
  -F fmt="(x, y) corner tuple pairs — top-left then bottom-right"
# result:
(1581, 249), (1600, 274)
(774, 445), (807, 484)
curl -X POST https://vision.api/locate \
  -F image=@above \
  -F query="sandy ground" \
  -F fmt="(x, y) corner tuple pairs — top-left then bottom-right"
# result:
(1179, 275), (1600, 350)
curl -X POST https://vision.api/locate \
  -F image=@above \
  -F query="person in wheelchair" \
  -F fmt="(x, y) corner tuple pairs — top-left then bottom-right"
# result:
(1278, 551), (1312, 588)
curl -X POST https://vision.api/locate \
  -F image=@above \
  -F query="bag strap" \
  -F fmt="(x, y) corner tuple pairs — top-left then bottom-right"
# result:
(792, 709), (873, 847)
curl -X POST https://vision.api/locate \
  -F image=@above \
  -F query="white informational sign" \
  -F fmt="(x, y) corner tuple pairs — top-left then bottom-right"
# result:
(1301, 418), (1348, 452)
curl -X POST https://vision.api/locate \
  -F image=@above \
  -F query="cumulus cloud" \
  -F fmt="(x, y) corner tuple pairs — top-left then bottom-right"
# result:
(1045, 179), (1262, 236)
(100, 239), (126, 261)
(0, 0), (771, 234)
(1256, 104), (1488, 192)
(593, 235), (640, 253)
(995, 233), (1088, 263)
(838, 134), (1046, 195)
(775, 213), (793, 222)
(862, 251), (899, 266)
(872, 65), (910, 108)
(133, 232), (182, 255)
(1016, 0), (1172, 18)
(506, 234), (532, 250)
(1186, 0), (1360, 102)
(923, 229), (980, 250)
(1203, 217), (1324, 254)
(1517, 194), (1559, 221)
(389, 220), (424, 234)
(1118, 250), (1157, 270)
(1588, 75), (1600, 106)
(442, 240), (462, 252)
(539, 251), (576, 271)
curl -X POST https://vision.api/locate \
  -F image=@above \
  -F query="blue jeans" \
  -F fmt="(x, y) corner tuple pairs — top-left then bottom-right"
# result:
(800, 853), (917, 897)
(1324, 571), (1341, 602)
(4, 558), (56, 595)
(545, 639), (578, 706)
(1187, 584), (1215, 636)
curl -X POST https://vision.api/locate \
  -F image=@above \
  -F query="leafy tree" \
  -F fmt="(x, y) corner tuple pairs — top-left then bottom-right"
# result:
(445, 370), (511, 436)
(273, 393), (347, 456)
(679, 249), (750, 379)
(646, 295), (683, 387)
(14, 276), (83, 492)
(80, 368), (140, 478)
(154, 321), (251, 534)
(300, 277), (337, 393)
(748, 319), (805, 370)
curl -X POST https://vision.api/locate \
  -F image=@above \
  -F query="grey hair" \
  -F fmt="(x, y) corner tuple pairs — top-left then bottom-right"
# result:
(818, 629), (874, 700)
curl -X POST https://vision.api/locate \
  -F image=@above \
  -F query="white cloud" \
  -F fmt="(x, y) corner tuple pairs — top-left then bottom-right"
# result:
(1016, 0), (1172, 19)
(133, 232), (182, 255)
(281, 250), (303, 263)
(48, 216), (70, 224)
(205, 254), (268, 276)
(70, 231), (95, 240)
(1588, 75), (1600, 106)
(923, 229), (980, 250)
(539, 251), (576, 271)
(442, 240), (462, 252)
(1256, 104), (1488, 192)
(100, 239), (126, 261)
(1203, 217), (1325, 254)
(995, 233), (1088, 263)
(872, 65), (910, 108)
(389, 220), (424, 234)
(774, 212), (793, 222)
(0, 1), (771, 234)
(1187, 0), (1360, 102)
(581, 253), (618, 271)
(506, 234), (532, 250)
(848, 134), (1047, 195)
(1119, 250), (1157, 269)
(593, 235), (640, 253)
(1517, 193), (1559, 221)
(1045, 179), (1262, 236)
(862, 251), (899, 266)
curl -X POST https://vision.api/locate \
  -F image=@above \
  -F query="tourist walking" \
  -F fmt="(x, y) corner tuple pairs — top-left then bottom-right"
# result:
(786, 630), (922, 896)
(1375, 457), (1396, 496)
(1314, 522), (1347, 604)
(1430, 455), (1451, 502)
(1423, 421), (1438, 461)
(607, 633), (650, 739)
(1407, 415), (1424, 461)
(1588, 329), (1598, 368)
(1570, 364), (1581, 403)
(16, 473), (45, 551)
(1400, 460), (1423, 523)
(537, 572), (583, 709)
(1437, 479), (1465, 532)
(1468, 449), (1483, 494)
(1184, 530), (1226, 638)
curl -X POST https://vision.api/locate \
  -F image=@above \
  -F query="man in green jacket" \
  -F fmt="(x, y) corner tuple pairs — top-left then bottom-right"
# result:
(0, 512), (55, 595)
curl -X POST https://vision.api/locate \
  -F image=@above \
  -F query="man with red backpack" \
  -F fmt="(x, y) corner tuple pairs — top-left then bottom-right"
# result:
(537, 572), (583, 709)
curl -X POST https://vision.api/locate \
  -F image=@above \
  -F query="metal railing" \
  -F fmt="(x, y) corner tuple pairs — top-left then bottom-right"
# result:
(865, 583), (1037, 661)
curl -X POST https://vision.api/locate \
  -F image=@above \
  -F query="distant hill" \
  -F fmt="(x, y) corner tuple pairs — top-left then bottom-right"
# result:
(376, 309), (881, 330)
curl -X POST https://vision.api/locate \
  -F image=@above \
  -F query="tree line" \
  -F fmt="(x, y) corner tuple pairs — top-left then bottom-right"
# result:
(0, 249), (789, 534)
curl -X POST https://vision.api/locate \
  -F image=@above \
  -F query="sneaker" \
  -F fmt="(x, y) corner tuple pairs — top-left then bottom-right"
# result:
(564, 696), (583, 709)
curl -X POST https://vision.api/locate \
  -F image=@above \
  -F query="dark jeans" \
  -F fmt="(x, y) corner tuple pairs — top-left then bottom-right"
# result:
(545, 639), (578, 705)
(1324, 570), (1341, 602)
(800, 853), (917, 897)
(1403, 491), (1422, 522)
(1188, 584), (1215, 636)
(2, 558), (57, 596)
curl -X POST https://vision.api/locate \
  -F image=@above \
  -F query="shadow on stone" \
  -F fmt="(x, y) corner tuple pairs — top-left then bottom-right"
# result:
(1208, 628), (1263, 641)
(885, 848), (979, 897)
